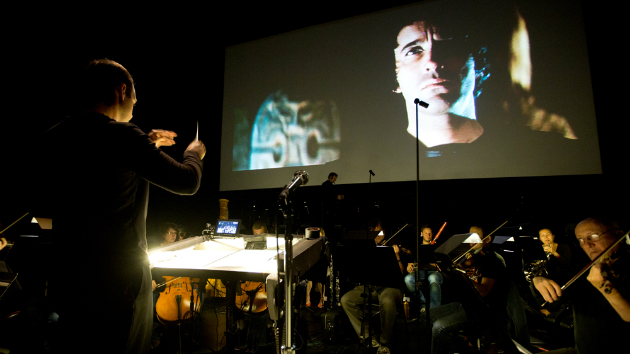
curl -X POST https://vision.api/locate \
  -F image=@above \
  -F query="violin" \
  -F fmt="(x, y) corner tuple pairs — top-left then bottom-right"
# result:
(155, 276), (201, 324)
(395, 245), (412, 255)
(596, 246), (629, 294)
(458, 249), (485, 282)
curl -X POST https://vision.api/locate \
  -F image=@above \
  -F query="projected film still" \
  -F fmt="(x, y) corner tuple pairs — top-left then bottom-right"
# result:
(221, 0), (600, 191)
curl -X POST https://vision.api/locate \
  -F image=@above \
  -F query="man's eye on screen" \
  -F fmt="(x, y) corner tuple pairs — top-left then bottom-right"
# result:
(405, 46), (424, 57)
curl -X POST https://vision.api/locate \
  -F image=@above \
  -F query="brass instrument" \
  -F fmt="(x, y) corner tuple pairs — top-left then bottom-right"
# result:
(525, 260), (548, 282)
(525, 243), (552, 282)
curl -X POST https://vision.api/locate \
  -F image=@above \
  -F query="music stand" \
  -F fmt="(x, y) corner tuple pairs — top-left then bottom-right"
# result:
(435, 233), (482, 260)
(0, 272), (18, 300)
(344, 230), (381, 240)
(334, 241), (405, 348)
(335, 242), (403, 289)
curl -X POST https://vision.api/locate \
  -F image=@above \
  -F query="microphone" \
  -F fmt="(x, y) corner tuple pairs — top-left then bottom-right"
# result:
(369, 170), (375, 176)
(414, 98), (429, 108)
(279, 170), (309, 201)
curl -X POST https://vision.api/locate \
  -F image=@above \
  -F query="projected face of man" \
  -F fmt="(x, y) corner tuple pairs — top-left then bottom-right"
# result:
(395, 21), (481, 147)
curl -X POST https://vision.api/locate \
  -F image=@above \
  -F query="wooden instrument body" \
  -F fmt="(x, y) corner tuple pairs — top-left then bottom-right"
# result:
(156, 276), (201, 324)
(235, 281), (268, 314)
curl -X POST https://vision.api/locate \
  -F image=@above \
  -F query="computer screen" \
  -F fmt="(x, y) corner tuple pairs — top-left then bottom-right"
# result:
(215, 219), (242, 237)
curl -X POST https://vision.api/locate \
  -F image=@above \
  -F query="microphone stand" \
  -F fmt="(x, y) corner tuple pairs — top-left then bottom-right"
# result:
(413, 98), (431, 354)
(278, 193), (296, 354)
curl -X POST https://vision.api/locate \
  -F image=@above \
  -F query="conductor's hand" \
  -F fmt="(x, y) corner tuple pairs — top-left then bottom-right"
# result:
(187, 140), (206, 160)
(149, 129), (177, 148)
(533, 276), (562, 303)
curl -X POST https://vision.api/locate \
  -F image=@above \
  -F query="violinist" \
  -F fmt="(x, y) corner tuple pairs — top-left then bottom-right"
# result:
(370, 218), (385, 245)
(533, 217), (630, 354)
(404, 225), (444, 309)
(422, 229), (528, 354)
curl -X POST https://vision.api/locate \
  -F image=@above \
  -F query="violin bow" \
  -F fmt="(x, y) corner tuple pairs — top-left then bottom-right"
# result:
(0, 212), (30, 234)
(155, 277), (183, 289)
(452, 219), (509, 266)
(381, 223), (409, 246)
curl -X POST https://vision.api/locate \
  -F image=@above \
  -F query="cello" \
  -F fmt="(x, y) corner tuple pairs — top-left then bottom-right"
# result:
(155, 276), (202, 324)
(234, 281), (268, 314)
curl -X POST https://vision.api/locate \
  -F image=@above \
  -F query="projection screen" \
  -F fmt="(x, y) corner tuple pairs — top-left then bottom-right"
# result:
(220, 0), (600, 191)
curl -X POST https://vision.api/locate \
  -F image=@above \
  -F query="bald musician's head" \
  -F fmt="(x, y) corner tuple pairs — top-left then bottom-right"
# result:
(575, 217), (623, 260)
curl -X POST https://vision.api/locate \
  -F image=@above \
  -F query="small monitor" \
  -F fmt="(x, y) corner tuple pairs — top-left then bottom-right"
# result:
(215, 219), (242, 237)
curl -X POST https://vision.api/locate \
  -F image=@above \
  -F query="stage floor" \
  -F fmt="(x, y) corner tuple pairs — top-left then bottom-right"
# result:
(151, 296), (425, 354)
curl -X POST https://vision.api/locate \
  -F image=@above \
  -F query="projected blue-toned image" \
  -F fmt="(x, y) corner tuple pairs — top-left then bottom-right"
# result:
(233, 91), (340, 171)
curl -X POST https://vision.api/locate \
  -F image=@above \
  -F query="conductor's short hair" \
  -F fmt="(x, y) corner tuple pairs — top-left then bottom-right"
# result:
(80, 58), (134, 108)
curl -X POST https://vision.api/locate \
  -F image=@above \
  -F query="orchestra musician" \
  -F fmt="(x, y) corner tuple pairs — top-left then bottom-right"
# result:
(533, 217), (630, 354)
(159, 222), (181, 247)
(404, 225), (444, 309)
(322, 172), (343, 239)
(252, 220), (267, 235)
(538, 227), (573, 283)
(370, 218), (385, 244)
(177, 225), (189, 240)
(304, 220), (325, 309)
(422, 229), (529, 354)
(151, 221), (207, 349)
(340, 230), (404, 354)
